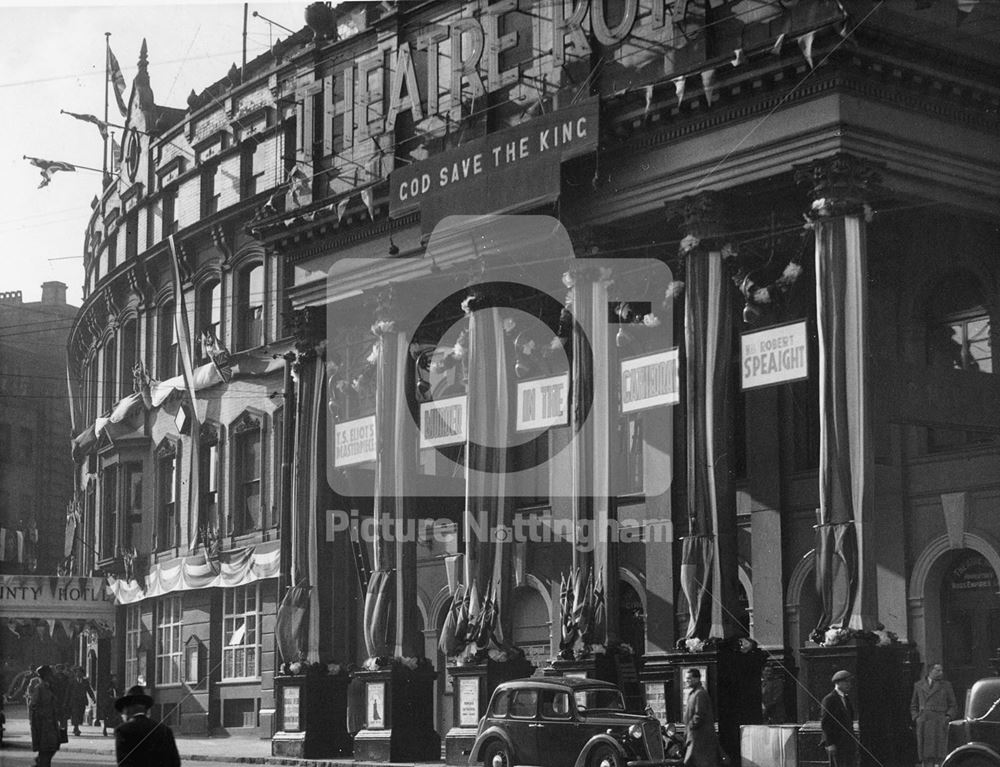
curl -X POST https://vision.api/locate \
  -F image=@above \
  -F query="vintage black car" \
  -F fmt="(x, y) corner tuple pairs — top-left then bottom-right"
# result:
(469, 676), (679, 767)
(942, 678), (1000, 767)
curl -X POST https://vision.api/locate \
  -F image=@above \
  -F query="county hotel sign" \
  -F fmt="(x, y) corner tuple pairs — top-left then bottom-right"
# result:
(0, 575), (115, 621)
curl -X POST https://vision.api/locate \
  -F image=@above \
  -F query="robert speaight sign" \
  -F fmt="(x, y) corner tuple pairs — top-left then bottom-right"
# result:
(741, 320), (809, 390)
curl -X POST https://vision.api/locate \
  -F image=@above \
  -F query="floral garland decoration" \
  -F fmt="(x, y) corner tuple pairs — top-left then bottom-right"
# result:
(809, 623), (899, 648)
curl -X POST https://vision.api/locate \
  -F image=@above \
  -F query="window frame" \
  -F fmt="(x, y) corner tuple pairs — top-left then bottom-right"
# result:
(159, 301), (179, 380)
(156, 440), (179, 551)
(222, 583), (261, 681)
(124, 603), (142, 687)
(230, 412), (263, 536)
(235, 262), (265, 351)
(155, 595), (183, 687)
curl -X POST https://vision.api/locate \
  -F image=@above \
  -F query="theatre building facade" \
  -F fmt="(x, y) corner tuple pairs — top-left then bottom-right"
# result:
(67, 1), (999, 762)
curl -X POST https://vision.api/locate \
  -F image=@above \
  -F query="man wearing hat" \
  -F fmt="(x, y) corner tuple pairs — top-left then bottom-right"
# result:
(820, 670), (857, 767)
(114, 685), (180, 767)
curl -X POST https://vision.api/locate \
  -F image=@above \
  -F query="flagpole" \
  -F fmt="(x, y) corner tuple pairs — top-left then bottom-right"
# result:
(103, 33), (110, 184)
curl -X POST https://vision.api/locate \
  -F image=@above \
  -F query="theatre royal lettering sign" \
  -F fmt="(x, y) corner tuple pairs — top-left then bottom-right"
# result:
(295, 2), (836, 200)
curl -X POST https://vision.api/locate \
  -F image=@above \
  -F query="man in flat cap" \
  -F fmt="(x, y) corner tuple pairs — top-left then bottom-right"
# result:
(820, 670), (857, 767)
(114, 685), (181, 767)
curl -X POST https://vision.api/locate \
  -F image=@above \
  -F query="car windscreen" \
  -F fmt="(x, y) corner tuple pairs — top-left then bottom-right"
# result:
(574, 688), (626, 712)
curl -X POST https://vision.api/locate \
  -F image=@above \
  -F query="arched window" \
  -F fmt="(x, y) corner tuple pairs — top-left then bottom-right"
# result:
(197, 279), (222, 362)
(119, 319), (139, 399)
(511, 586), (550, 666)
(236, 263), (264, 350)
(159, 302), (178, 379)
(102, 335), (117, 410)
(231, 412), (262, 535)
(926, 273), (992, 374)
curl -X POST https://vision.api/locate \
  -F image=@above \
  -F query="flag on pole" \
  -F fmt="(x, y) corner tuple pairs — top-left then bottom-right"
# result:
(61, 110), (109, 140)
(24, 156), (76, 188)
(108, 46), (128, 117)
(111, 138), (122, 175)
(167, 235), (201, 552)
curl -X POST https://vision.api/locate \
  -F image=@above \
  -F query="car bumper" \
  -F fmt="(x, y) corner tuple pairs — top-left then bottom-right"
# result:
(627, 758), (684, 767)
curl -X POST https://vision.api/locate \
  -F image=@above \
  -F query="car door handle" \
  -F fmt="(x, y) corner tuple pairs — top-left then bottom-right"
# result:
(528, 723), (544, 728)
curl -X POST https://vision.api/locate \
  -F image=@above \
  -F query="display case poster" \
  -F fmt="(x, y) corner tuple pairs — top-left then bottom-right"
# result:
(459, 677), (480, 726)
(282, 685), (301, 732)
(367, 681), (386, 729)
(644, 681), (667, 724)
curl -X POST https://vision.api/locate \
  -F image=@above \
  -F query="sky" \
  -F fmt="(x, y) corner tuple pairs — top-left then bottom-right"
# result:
(0, 1), (308, 307)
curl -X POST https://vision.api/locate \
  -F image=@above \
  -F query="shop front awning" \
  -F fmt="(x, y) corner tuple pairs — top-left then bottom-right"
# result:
(0, 576), (116, 636)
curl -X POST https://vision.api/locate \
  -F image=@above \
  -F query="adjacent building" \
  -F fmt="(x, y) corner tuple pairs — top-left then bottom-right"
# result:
(66, 1), (999, 762)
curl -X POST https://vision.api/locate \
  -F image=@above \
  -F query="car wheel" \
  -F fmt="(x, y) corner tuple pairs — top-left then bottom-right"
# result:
(483, 740), (512, 767)
(589, 744), (622, 767)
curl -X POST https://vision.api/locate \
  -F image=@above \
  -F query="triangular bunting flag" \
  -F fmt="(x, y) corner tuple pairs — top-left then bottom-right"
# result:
(672, 76), (687, 107)
(731, 48), (745, 67)
(797, 31), (816, 68)
(643, 84), (654, 117)
(771, 32), (786, 55)
(700, 69), (717, 106)
(336, 197), (349, 223)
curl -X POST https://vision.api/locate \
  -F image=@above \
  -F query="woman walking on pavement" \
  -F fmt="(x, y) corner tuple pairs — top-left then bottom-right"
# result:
(27, 665), (62, 767)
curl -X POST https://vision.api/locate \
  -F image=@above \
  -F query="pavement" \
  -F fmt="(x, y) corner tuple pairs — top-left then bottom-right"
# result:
(1, 707), (447, 767)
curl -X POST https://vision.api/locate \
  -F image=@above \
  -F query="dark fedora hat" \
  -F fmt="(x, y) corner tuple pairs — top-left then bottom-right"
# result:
(114, 685), (154, 712)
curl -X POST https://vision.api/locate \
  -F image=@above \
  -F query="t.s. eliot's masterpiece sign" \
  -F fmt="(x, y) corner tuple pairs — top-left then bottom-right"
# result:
(516, 374), (569, 431)
(741, 320), (809, 391)
(620, 350), (680, 413)
(334, 415), (377, 467)
(420, 395), (468, 448)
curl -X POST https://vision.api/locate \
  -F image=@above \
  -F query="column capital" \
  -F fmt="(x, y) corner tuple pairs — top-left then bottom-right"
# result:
(289, 305), (325, 358)
(795, 152), (885, 219)
(665, 191), (731, 242)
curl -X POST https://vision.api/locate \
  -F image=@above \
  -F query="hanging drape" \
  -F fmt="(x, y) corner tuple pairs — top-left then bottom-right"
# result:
(681, 247), (738, 639)
(813, 215), (871, 631)
(466, 304), (515, 633)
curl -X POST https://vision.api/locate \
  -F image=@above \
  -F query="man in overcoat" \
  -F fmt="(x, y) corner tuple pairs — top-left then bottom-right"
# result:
(820, 669), (857, 767)
(683, 667), (721, 767)
(911, 663), (958, 767)
(114, 685), (181, 767)
(27, 665), (61, 767)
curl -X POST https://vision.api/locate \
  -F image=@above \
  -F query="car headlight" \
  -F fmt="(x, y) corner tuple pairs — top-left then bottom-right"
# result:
(629, 724), (643, 740)
(665, 723), (676, 737)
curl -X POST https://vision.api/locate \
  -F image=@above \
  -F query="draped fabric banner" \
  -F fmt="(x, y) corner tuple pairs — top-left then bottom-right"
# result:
(275, 580), (311, 665)
(306, 361), (324, 664)
(105, 542), (279, 604)
(569, 274), (595, 576)
(363, 327), (400, 659)
(813, 215), (873, 631)
(681, 248), (739, 639)
(466, 306), (514, 611)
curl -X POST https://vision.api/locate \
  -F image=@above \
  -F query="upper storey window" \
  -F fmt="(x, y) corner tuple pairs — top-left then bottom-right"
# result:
(236, 263), (264, 351)
(197, 279), (222, 362)
(926, 273), (993, 374)
(159, 302), (179, 379)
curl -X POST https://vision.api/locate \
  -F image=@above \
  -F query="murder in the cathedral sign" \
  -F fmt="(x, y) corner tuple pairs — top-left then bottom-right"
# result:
(389, 98), (598, 223)
(741, 320), (809, 391)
